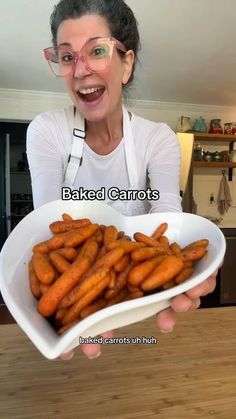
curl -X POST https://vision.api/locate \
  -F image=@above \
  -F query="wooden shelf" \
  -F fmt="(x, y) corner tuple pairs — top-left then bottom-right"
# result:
(193, 133), (236, 143)
(193, 161), (236, 168)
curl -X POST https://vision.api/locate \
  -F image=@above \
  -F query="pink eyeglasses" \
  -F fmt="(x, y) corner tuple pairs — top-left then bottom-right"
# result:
(44, 36), (127, 77)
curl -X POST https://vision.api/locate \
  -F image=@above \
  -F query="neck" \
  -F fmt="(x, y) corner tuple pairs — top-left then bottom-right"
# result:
(85, 105), (124, 155)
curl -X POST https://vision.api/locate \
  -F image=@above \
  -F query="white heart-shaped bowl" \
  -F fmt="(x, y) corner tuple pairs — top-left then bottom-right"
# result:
(0, 200), (226, 359)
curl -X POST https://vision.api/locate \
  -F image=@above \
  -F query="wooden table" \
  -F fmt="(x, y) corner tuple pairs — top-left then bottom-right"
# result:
(0, 307), (236, 419)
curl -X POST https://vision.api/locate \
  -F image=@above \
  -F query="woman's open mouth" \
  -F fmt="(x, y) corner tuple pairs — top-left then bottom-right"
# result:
(77, 86), (105, 103)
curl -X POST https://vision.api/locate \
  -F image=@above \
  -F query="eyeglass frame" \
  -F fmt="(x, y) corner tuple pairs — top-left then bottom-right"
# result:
(43, 36), (127, 77)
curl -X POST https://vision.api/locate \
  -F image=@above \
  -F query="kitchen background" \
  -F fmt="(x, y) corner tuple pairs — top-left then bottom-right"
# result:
(1, 0), (236, 306)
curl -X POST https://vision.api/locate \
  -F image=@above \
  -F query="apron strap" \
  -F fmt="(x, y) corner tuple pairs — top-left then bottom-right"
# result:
(123, 106), (139, 190)
(64, 109), (85, 185)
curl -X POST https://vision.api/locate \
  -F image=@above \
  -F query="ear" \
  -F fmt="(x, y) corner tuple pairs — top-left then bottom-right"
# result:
(122, 50), (135, 85)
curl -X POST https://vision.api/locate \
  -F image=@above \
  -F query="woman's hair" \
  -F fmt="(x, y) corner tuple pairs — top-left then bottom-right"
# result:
(50, 0), (140, 85)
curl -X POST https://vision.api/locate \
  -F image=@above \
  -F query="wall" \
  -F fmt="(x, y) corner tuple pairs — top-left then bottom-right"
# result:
(1, 88), (236, 227)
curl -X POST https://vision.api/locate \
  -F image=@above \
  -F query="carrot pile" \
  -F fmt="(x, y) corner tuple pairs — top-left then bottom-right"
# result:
(28, 213), (209, 334)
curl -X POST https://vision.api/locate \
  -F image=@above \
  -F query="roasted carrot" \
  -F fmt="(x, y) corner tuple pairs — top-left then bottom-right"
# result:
(37, 256), (90, 317)
(131, 246), (167, 262)
(151, 223), (168, 240)
(80, 298), (107, 319)
(128, 256), (165, 286)
(181, 247), (207, 262)
(141, 255), (184, 291)
(49, 218), (91, 234)
(133, 232), (160, 248)
(60, 265), (110, 308)
(49, 251), (71, 274)
(29, 260), (41, 298)
(64, 224), (99, 247)
(175, 267), (194, 284)
(104, 225), (118, 248)
(32, 253), (56, 285)
(62, 273), (111, 325)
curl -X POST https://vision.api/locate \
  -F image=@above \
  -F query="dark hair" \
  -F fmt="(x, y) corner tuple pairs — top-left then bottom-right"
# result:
(50, 0), (140, 84)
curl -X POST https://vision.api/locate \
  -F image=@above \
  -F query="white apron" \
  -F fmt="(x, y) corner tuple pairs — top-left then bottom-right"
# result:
(63, 106), (149, 216)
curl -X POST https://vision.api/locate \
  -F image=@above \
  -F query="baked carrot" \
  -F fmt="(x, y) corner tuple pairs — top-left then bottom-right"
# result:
(62, 273), (111, 325)
(55, 306), (67, 323)
(106, 240), (145, 253)
(181, 247), (207, 262)
(104, 225), (118, 248)
(78, 240), (99, 264)
(151, 223), (168, 240)
(47, 235), (65, 250)
(183, 239), (209, 250)
(29, 260), (41, 298)
(60, 265), (110, 308)
(128, 256), (165, 286)
(105, 261), (136, 300)
(162, 279), (176, 290)
(114, 254), (130, 272)
(131, 246), (167, 262)
(141, 255), (184, 291)
(133, 232), (160, 248)
(175, 267), (194, 284)
(37, 256), (90, 317)
(80, 298), (107, 319)
(107, 269), (116, 289)
(96, 247), (125, 268)
(32, 253), (56, 285)
(62, 213), (73, 222)
(32, 241), (50, 254)
(158, 236), (170, 249)
(92, 229), (104, 245)
(170, 242), (182, 257)
(117, 231), (125, 239)
(40, 283), (51, 295)
(49, 251), (71, 274)
(106, 288), (129, 306)
(54, 247), (78, 262)
(64, 224), (99, 247)
(49, 218), (91, 234)
(57, 320), (80, 335)
(129, 290), (144, 299)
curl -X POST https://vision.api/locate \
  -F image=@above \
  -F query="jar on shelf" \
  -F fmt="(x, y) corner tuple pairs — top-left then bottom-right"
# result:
(212, 151), (222, 162)
(204, 151), (212, 162)
(193, 144), (204, 161)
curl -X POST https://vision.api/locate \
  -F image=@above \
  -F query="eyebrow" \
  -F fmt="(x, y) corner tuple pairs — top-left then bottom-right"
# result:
(57, 36), (105, 48)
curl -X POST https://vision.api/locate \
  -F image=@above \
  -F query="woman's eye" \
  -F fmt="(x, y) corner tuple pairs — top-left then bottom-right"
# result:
(59, 52), (74, 63)
(90, 46), (109, 58)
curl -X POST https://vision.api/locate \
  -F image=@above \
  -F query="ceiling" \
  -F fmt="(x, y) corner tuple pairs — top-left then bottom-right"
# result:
(1, 0), (236, 106)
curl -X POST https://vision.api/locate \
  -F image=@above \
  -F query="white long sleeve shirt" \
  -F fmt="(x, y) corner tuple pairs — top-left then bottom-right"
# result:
(26, 106), (182, 215)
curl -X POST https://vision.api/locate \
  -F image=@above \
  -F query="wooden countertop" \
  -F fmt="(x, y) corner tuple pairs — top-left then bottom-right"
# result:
(0, 307), (236, 419)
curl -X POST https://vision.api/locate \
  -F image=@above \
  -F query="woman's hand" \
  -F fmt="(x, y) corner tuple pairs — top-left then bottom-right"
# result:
(156, 269), (218, 332)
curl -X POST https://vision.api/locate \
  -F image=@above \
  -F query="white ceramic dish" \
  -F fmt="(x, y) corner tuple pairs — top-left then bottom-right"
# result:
(0, 200), (226, 359)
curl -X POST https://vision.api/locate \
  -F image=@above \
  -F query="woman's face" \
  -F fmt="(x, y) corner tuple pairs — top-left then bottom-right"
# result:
(57, 15), (134, 122)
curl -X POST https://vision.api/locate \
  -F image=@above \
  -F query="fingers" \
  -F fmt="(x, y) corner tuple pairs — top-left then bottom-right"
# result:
(185, 274), (217, 299)
(171, 293), (197, 312)
(60, 350), (74, 361)
(156, 307), (176, 333)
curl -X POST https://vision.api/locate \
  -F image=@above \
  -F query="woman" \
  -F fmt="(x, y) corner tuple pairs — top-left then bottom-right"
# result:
(27, 0), (217, 360)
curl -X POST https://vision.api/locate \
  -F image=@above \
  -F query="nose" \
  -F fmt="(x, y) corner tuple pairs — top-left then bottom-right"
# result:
(73, 55), (92, 78)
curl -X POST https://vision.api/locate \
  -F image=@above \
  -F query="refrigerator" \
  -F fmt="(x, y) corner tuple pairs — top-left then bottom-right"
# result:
(0, 121), (33, 249)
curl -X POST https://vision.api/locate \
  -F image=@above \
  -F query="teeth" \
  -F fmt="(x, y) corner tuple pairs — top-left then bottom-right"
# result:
(79, 87), (103, 95)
